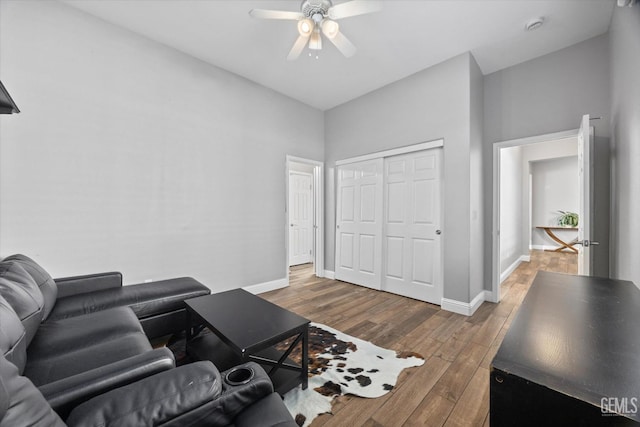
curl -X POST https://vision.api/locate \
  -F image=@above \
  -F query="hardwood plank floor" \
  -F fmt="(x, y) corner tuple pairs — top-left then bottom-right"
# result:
(270, 252), (577, 426)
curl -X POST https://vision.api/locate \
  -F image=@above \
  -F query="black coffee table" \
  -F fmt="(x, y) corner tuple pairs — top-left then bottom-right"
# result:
(185, 289), (309, 393)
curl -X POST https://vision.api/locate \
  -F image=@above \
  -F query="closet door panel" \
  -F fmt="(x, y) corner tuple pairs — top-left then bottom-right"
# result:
(383, 149), (443, 304)
(335, 159), (383, 290)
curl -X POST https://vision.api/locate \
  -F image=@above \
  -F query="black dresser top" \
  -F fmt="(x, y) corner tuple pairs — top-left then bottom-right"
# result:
(493, 271), (640, 413)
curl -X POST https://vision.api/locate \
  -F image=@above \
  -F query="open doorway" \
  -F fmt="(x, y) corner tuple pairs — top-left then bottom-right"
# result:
(498, 137), (579, 282)
(492, 115), (602, 302)
(286, 156), (324, 282)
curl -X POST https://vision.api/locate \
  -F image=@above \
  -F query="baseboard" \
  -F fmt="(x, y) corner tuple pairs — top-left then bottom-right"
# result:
(324, 270), (335, 280)
(441, 290), (490, 316)
(530, 244), (555, 251)
(500, 255), (530, 283)
(243, 277), (288, 295)
(484, 290), (497, 303)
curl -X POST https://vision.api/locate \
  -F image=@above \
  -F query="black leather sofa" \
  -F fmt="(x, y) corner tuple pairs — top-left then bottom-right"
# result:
(0, 352), (297, 427)
(0, 254), (297, 426)
(18, 254), (211, 340)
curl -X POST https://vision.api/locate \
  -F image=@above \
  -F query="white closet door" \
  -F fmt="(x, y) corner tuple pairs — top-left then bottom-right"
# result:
(383, 149), (442, 304)
(335, 159), (383, 290)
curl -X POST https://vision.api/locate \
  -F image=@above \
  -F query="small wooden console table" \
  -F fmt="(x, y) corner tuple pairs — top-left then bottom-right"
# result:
(536, 226), (579, 253)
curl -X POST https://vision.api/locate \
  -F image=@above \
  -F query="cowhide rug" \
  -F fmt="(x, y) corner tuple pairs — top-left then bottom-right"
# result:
(277, 323), (424, 427)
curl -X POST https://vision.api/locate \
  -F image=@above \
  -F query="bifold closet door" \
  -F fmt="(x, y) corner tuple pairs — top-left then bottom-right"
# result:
(383, 149), (443, 304)
(335, 159), (383, 290)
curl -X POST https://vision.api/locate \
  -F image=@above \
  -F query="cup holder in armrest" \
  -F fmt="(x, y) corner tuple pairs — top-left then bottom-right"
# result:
(224, 366), (254, 386)
(212, 363), (274, 425)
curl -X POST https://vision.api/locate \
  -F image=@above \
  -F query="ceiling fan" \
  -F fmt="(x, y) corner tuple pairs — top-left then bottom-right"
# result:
(249, 0), (382, 60)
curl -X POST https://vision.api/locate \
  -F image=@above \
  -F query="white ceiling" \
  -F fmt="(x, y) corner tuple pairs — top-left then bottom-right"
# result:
(61, 0), (614, 111)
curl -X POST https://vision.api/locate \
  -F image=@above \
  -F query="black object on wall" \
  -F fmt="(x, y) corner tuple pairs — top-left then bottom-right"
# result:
(0, 80), (20, 114)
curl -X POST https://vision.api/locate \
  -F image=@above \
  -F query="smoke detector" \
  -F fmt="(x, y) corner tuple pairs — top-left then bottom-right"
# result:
(525, 17), (545, 31)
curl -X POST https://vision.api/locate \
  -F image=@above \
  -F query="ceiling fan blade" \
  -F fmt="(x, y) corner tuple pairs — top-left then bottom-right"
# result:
(327, 30), (357, 58)
(287, 35), (310, 61)
(328, 1), (382, 20)
(249, 9), (304, 20)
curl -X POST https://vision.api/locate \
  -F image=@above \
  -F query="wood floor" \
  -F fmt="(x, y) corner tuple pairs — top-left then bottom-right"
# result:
(263, 251), (578, 427)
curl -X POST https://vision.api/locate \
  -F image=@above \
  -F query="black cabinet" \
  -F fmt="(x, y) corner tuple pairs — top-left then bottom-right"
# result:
(491, 271), (640, 426)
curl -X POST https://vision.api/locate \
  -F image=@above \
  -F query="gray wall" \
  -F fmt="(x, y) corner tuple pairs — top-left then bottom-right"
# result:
(0, 1), (324, 290)
(484, 34), (611, 283)
(499, 146), (523, 274)
(469, 56), (485, 299)
(609, 5), (640, 286)
(520, 139), (578, 250)
(530, 156), (579, 247)
(325, 53), (478, 303)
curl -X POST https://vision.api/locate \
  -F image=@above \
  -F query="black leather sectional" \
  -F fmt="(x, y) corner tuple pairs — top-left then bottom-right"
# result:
(0, 254), (297, 426)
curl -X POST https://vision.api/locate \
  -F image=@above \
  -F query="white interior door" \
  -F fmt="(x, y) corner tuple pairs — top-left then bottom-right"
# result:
(335, 159), (383, 290)
(382, 149), (443, 304)
(577, 114), (594, 275)
(289, 171), (313, 266)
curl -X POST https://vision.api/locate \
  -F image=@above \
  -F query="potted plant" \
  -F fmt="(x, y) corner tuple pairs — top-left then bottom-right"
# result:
(557, 210), (579, 227)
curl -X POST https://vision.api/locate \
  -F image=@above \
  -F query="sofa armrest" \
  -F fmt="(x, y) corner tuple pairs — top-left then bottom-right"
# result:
(65, 361), (222, 427)
(55, 272), (123, 298)
(39, 347), (175, 419)
(234, 393), (298, 427)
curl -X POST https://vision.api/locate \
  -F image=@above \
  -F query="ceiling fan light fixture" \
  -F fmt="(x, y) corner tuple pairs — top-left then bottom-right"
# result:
(251, 0), (382, 60)
(298, 18), (314, 36)
(321, 19), (339, 39)
(309, 29), (322, 50)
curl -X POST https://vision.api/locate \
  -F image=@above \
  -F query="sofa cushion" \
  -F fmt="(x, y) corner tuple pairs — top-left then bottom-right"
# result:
(0, 295), (27, 374)
(0, 261), (44, 347)
(49, 277), (210, 321)
(28, 306), (147, 360)
(2, 254), (58, 320)
(0, 354), (66, 427)
(26, 332), (152, 387)
(66, 361), (221, 427)
(24, 307), (152, 386)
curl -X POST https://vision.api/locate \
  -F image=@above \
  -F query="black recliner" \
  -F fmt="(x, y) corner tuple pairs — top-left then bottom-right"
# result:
(0, 254), (298, 426)
(3, 254), (211, 339)
(0, 353), (296, 427)
(0, 257), (175, 417)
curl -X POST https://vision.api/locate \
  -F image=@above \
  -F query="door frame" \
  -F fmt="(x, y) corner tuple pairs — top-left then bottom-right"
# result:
(492, 129), (578, 303)
(335, 140), (444, 167)
(577, 114), (594, 275)
(285, 156), (325, 281)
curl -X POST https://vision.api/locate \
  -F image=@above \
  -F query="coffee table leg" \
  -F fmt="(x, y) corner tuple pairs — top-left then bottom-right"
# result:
(302, 325), (309, 390)
(185, 309), (192, 355)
